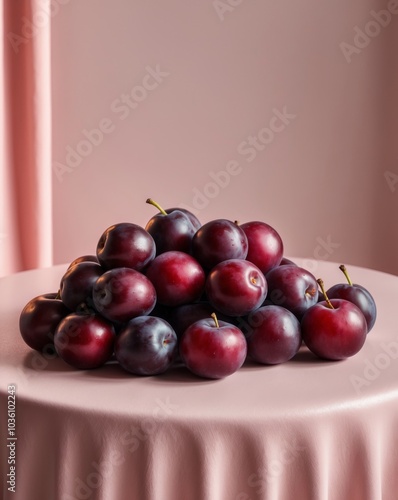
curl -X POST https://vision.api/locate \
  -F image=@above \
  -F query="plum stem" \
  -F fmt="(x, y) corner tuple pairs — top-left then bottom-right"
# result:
(146, 198), (167, 216)
(77, 302), (91, 314)
(317, 279), (334, 309)
(339, 264), (353, 286)
(211, 312), (220, 328)
(55, 289), (61, 300)
(234, 220), (240, 225)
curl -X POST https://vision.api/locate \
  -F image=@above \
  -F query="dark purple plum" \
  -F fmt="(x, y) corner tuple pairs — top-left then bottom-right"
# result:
(180, 314), (247, 379)
(145, 251), (205, 307)
(19, 293), (70, 352)
(54, 312), (115, 369)
(301, 283), (367, 360)
(115, 316), (178, 375)
(92, 267), (156, 322)
(246, 305), (301, 364)
(192, 219), (248, 269)
(265, 265), (318, 319)
(280, 257), (296, 266)
(167, 302), (234, 338)
(60, 262), (104, 310)
(67, 255), (98, 269)
(241, 221), (284, 274)
(145, 198), (198, 255)
(326, 265), (376, 332)
(165, 207), (201, 231)
(206, 259), (267, 317)
(96, 222), (155, 271)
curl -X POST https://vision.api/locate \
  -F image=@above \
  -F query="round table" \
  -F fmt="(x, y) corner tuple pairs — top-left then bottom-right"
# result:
(1, 259), (398, 500)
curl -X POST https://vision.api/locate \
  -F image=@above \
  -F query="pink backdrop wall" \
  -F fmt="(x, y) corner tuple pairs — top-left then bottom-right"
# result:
(1, 0), (53, 277)
(50, 0), (398, 275)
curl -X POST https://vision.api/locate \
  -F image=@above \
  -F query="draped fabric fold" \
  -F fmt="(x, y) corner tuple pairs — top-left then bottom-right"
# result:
(1, 0), (52, 277)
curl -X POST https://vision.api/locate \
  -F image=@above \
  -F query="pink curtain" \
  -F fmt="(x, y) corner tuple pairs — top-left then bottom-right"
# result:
(1, 0), (52, 277)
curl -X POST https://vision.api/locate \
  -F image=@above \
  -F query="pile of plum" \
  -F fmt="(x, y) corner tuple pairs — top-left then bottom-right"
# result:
(19, 199), (377, 379)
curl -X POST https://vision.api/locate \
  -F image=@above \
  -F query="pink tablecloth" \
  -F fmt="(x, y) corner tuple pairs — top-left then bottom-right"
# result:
(1, 259), (398, 500)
